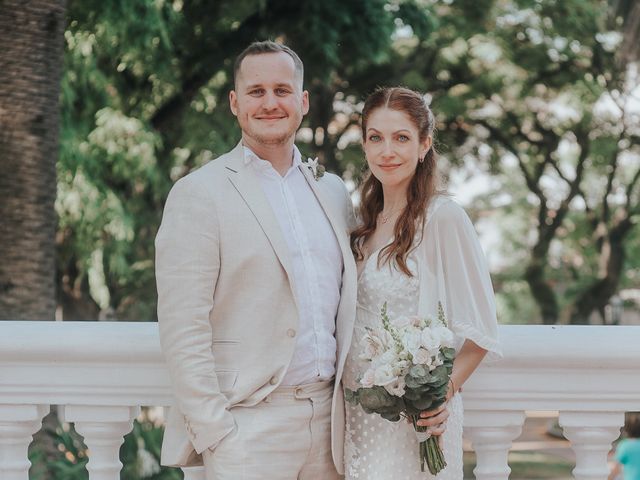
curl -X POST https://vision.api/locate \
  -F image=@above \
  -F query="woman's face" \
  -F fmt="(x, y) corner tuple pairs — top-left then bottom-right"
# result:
(363, 107), (431, 191)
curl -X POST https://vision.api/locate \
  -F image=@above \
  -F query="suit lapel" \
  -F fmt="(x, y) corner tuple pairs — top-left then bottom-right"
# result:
(225, 144), (295, 282)
(298, 163), (351, 257)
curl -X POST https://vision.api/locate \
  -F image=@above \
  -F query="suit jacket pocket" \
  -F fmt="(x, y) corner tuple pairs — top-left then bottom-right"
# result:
(215, 369), (238, 394)
(212, 339), (240, 377)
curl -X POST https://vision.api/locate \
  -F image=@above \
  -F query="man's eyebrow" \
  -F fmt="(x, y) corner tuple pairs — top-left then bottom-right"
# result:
(244, 82), (295, 90)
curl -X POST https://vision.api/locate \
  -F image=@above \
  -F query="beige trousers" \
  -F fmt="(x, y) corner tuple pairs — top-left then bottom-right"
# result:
(202, 380), (341, 480)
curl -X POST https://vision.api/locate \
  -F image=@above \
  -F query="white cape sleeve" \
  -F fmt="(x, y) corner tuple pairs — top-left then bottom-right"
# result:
(417, 196), (502, 359)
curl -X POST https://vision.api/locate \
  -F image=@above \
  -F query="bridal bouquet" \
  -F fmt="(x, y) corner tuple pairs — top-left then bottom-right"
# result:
(345, 302), (456, 475)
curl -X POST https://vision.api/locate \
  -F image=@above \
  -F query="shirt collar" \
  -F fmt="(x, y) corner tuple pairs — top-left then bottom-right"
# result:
(242, 145), (303, 170)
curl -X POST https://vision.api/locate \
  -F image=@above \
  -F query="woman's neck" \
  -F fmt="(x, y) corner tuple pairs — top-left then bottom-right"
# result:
(381, 184), (408, 213)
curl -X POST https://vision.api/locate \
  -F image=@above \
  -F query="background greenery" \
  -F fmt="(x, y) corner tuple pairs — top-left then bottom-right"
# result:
(56, 2), (640, 475)
(57, 0), (640, 327)
(1, 0), (638, 478)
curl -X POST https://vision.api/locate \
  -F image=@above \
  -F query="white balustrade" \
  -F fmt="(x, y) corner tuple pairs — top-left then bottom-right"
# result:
(465, 410), (525, 480)
(0, 404), (49, 480)
(62, 405), (140, 480)
(0, 322), (639, 479)
(559, 411), (625, 480)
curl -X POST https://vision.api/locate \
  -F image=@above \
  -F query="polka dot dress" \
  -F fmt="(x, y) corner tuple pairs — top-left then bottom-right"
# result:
(343, 253), (464, 480)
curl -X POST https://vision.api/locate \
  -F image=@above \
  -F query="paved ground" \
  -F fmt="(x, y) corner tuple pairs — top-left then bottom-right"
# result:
(461, 411), (620, 479)
(508, 412), (575, 462)
(463, 411), (575, 459)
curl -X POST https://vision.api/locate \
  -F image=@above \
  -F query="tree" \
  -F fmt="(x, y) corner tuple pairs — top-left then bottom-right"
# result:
(57, 0), (432, 320)
(451, 0), (640, 324)
(325, 0), (640, 324)
(0, 1), (68, 476)
(57, 0), (639, 327)
(0, 1), (66, 320)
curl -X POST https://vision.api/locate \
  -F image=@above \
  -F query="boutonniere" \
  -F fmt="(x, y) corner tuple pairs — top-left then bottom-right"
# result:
(303, 157), (325, 181)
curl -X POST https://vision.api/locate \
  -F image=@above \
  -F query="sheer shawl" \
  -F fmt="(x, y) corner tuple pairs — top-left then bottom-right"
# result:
(415, 195), (502, 359)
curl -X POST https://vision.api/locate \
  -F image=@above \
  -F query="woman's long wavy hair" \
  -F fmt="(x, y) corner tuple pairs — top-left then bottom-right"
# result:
(351, 87), (439, 276)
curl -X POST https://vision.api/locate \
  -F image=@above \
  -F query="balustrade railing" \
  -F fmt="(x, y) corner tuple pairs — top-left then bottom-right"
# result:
(1, 321), (639, 479)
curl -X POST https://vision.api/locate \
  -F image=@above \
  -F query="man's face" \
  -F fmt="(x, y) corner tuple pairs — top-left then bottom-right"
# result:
(230, 52), (309, 150)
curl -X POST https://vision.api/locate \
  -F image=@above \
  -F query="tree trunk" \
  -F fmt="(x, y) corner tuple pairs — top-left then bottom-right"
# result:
(524, 262), (559, 325)
(524, 207), (567, 325)
(569, 218), (634, 324)
(0, 0), (65, 320)
(616, 0), (640, 67)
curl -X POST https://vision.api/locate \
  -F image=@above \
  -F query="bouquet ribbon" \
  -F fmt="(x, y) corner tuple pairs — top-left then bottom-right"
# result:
(415, 430), (432, 442)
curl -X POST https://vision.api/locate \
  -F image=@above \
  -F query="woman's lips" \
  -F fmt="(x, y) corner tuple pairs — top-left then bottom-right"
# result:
(378, 164), (401, 170)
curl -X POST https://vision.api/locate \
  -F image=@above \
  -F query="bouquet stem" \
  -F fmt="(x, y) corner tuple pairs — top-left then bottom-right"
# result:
(411, 415), (447, 475)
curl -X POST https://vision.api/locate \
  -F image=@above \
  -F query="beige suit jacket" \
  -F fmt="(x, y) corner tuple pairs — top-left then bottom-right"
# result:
(155, 142), (357, 473)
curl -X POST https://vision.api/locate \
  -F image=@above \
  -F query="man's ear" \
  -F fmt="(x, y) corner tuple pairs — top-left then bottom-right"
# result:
(302, 90), (309, 115)
(229, 90), (238, 116)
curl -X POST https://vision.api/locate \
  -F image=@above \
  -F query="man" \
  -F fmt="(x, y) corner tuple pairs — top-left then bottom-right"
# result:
(155, 41), (357, 479)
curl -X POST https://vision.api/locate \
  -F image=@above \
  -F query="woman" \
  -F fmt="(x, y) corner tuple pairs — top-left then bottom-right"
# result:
(343, 87), (501, 479)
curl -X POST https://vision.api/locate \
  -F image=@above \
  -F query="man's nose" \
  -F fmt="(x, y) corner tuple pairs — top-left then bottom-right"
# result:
(262, 91), (278, 109)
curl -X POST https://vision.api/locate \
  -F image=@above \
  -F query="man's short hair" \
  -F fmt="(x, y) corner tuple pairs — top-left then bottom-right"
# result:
(233, 41), (304, 88)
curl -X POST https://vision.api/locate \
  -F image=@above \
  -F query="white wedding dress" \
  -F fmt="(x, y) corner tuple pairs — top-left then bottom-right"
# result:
(343, 251), (464, 479)
(343, 196), (503, 480)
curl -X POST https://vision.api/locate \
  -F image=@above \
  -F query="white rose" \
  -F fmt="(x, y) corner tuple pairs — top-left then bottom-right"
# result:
(402, 327), (423, 356)
(375, 349), (400, 370)
(384, 376), (406, 397)
(421, 328), (441, 352)
(374, 365), (397, 386)
(360, 368), (376, 388)
(431, 354), (444, 369)
(433, 325), (455, 348)
(392, 359), (411, 377)
(360, 333), (381, 361)
(409, 316), (426, 328)
(412, 348), (432, 365)
(391, 316), (411, 329)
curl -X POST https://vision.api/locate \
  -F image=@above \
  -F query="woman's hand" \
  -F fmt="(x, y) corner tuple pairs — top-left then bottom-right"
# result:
(416, 401), (449, 435)
(415, 379), (456, 435)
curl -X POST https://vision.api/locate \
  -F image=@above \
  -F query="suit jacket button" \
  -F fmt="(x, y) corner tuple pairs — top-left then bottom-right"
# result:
(269, 376), (278, 385)
(287, 328), (296, 338)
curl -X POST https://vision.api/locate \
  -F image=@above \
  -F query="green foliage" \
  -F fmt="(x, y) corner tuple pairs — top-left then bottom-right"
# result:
(58, 0), (434, 319)
(59, 0), (638, 327)
(49, 0), (639, 476)
(121, 420), (183, 480)
(347, 385), (405, 421)
(29, 421), (88, 480)
(30, 412), (182, 480)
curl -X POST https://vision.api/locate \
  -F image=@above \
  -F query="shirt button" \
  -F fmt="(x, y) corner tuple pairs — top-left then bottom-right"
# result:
(269, 376), (278, 385)
(287, 328), (296, 338)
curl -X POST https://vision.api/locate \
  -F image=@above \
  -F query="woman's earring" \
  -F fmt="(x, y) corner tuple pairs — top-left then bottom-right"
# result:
(419, 156), (425, 163)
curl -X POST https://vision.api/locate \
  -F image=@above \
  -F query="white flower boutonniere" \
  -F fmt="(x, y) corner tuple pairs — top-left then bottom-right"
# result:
(303, 157), (325, 181)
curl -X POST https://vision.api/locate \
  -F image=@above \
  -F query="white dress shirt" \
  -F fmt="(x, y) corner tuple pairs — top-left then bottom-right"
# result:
(243, 146), (343, 385)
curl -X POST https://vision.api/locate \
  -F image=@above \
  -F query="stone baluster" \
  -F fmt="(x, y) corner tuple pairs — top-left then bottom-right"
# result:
(182, 466), (206, 480)
(465, 410), (525, 480)
(0, 404), (49, 480)
(559, 411), (624, 480)
(62, 405), (139, 480)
